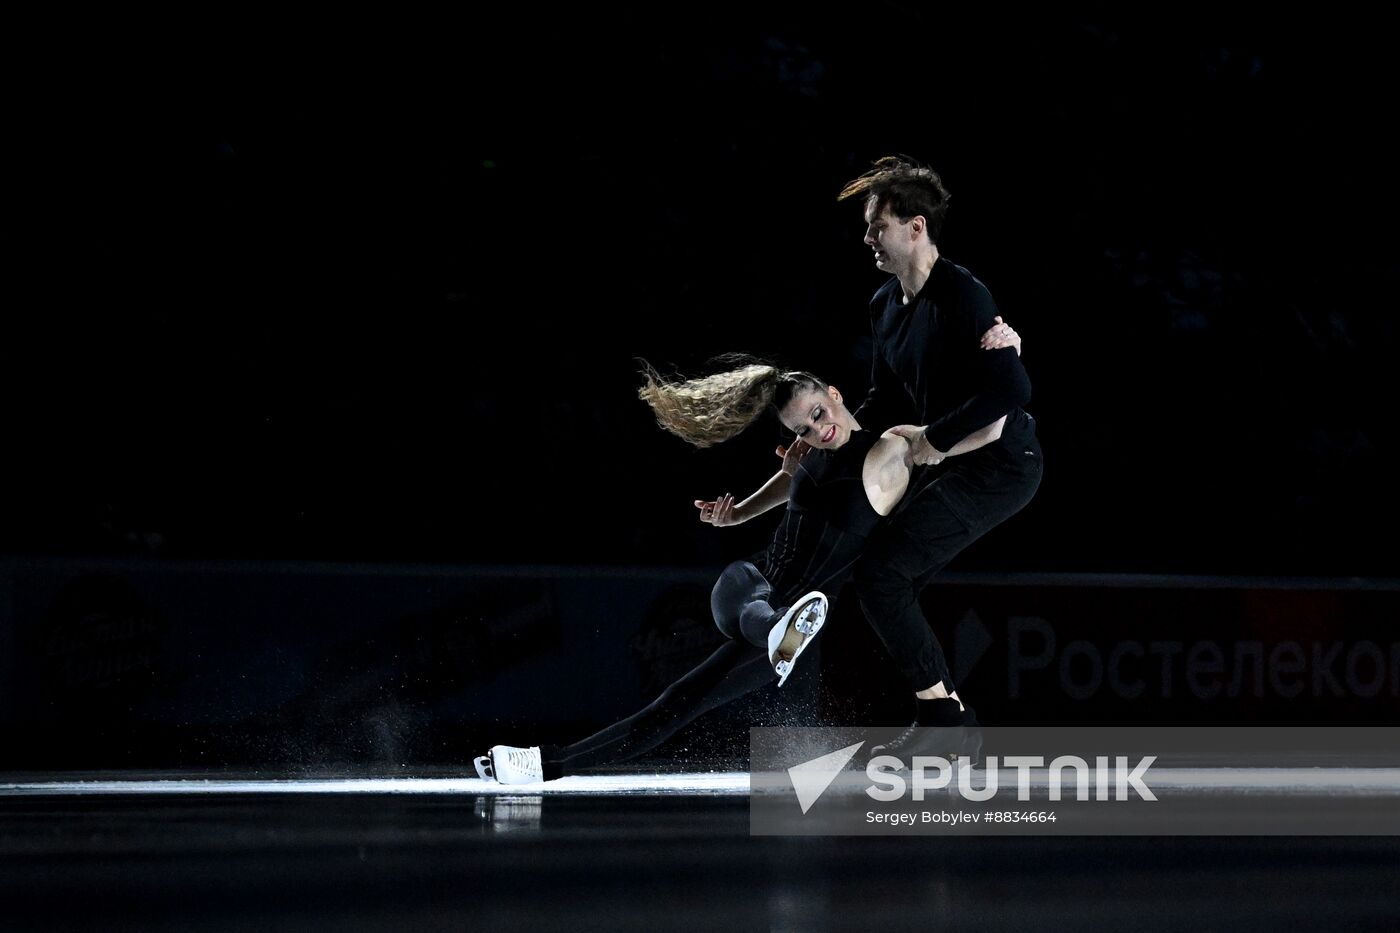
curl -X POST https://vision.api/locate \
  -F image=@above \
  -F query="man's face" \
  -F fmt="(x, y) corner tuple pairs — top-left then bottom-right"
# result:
(863, 202), (919, 274)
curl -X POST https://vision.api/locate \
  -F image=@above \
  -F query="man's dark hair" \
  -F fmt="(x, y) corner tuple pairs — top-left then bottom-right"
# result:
(837, 155), (951, 243)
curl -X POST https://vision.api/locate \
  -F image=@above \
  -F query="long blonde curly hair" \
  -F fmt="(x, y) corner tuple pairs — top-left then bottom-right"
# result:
(638, 355), (826, 448)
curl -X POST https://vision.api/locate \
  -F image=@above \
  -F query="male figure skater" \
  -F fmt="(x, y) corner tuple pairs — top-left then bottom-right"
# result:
(840, 156), (1043, 752)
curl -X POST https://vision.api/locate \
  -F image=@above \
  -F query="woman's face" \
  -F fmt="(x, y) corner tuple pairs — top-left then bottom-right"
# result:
(778, 384), (854, 450)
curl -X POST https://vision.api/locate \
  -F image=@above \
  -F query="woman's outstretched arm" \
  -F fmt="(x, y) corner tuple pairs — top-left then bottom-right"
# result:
(695, 440), (812, 526)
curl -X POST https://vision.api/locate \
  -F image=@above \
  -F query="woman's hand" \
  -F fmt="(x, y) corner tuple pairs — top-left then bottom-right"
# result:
(775, 439), (812, 476)
(694, 493), (742, 527)
(980, 315), (1022, 356)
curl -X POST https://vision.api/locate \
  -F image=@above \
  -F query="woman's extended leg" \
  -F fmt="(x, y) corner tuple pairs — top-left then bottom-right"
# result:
(537, 561), (783, 777)
(481, 561), (822, 782)
(543, 638), (775, 777)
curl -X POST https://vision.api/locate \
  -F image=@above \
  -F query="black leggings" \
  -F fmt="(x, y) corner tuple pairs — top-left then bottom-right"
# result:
(543, 561), (786, 778)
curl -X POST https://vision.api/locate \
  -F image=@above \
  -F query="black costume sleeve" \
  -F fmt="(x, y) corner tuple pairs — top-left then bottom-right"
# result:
(923, 282), (1031, 453)
(854, 312), (902, 432)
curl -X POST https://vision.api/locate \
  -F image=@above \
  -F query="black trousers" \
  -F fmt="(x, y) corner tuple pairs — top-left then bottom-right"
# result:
(544, 561), (785, 777)
(853, 433), (1043, 694)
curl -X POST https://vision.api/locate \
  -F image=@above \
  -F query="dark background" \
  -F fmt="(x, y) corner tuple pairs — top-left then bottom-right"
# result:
(10, 4), (1398, 578)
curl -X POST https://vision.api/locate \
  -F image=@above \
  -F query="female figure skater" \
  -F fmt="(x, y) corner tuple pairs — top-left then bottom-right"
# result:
(476, 327), (1019, 784)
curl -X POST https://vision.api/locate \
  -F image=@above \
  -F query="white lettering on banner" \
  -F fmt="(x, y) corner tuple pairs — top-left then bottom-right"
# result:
(1186, 641), (1224, 699)
(1007, 617), (1055, 699)
(1228, 641), (1264, 697)
(1269, 642), (1305, 698)
(1001, 623), (1398, 701)
(1108, 641), (1146, 699)
(1347, 641), (1385, 697)
(1148, 642), (1183, 698)
(1313, 642), (1344, 698)
(1059, 641), (1102, 700)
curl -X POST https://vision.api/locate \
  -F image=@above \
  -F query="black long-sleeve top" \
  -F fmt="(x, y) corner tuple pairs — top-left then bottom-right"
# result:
(856, 256), (1035, 452)
(761, 428), (882, 607)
